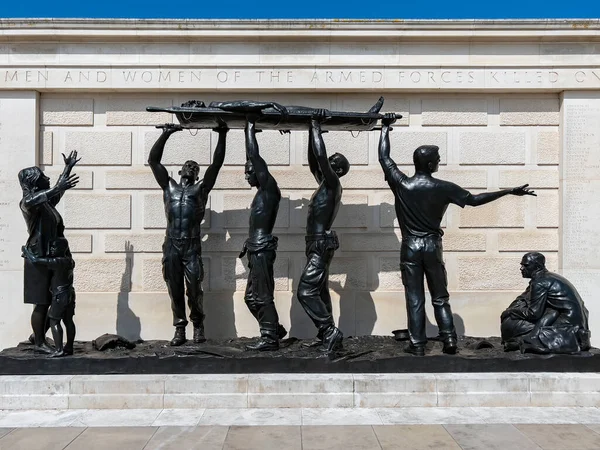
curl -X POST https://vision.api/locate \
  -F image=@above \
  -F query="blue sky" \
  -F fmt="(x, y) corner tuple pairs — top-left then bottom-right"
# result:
(1, 0), (599, 19)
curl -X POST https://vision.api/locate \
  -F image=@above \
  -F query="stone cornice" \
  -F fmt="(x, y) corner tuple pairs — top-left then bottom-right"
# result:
(1, 19), (600, 42)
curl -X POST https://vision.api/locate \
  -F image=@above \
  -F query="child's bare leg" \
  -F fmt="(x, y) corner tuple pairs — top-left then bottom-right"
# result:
(64, 314), (76, 355)
(49, 318), (65, 357)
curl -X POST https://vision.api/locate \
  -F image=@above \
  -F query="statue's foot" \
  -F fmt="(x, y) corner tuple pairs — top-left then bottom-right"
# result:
(319, 327), (343, 353)
(245, 338), (279, 352)
(442, 337), (458, 355)
(34, 342), (55, 355)
(64, 345), (74, 356)
(503, 340), (520, 352)
(277, 324), (288, 340)
(28, 334), (53, 347)
(169, 328), (187, 346)
(49, 350), (65, 358)
(403, 343), (425, 357)
(193, 325), (206, 344)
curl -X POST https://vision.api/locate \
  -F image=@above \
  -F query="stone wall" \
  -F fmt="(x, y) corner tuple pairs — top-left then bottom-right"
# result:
(38, 92), (560, 341)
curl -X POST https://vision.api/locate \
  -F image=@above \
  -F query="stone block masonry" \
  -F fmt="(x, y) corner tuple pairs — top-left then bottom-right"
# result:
(30, 92), (561, 343)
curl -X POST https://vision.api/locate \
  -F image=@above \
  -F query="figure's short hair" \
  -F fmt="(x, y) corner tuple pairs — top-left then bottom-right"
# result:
(413, 145), (440, 171)
(329, 152), (350, 177)
(523, 252), (546, 269)
(50, 237), (69, 256)
(183, 160), (200, 172)
(18, 166), (43, 192)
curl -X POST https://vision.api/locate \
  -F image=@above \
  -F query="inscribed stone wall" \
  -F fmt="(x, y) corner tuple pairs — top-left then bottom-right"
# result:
(38, 92), (560, 339)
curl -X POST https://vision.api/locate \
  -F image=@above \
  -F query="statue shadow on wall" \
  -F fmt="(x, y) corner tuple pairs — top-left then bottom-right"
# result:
(116, 240), (141, 341)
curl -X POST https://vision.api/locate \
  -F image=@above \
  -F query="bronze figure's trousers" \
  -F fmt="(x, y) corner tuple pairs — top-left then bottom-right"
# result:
(162, 237), (205, 328)
(400, 235), (456, 346)
(297, 232), (339, 334)
(241, 235), (280, 338)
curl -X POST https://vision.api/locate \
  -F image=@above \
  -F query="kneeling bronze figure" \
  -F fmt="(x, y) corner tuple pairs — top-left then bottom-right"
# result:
(501, 252), (591, 354)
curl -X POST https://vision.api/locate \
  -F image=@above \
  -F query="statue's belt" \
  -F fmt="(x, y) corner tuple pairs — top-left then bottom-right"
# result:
(239, 235), (279, 258)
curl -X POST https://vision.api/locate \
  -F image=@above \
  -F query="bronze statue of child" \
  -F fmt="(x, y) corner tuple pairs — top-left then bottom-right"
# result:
(22, 237), (76, 357)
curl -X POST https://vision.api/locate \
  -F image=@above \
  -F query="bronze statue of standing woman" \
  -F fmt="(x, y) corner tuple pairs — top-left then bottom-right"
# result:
(19, 151), (79, 353)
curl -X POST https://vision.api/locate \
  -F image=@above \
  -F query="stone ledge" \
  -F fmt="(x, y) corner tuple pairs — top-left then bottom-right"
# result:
(2, 373), (600, 409)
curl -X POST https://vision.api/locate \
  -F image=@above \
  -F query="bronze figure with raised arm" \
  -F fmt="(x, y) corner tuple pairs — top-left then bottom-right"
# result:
(19, 151), (79, 354)
(239, 115), (287, 351)
(296, 110), (350, 353)
(148, 123), (228, 346)
(378, 113), (536, 356)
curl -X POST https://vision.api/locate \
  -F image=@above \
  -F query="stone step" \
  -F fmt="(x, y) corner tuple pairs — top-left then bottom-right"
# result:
(1, 373), (600, 410)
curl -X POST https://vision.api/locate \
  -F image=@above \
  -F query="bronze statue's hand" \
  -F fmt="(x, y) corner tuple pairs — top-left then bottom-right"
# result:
(270, 102), (288, 120)
(21, 246), (36, 262)
(246, 112), (262, 124)
(212, 117), (229, 133)
(56, 173), (79, 191)
(156, 123), (183, 133)
(381, 112), (397, 127)
(311, 108), (332, 123)
(511, 184), (536, 197)
(62, 150), (81, 168)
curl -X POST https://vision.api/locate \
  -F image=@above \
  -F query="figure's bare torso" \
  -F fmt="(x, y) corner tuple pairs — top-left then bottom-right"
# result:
(306, 179), (342, 235)
(164, 179), (207, 239)
(250, 180), (280, 238)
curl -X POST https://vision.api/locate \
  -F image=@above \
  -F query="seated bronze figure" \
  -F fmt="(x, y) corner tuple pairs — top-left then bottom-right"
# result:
(501, 252), (591, 354)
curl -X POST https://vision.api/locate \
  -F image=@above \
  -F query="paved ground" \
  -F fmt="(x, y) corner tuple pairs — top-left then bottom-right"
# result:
(2, 408), (600, 449)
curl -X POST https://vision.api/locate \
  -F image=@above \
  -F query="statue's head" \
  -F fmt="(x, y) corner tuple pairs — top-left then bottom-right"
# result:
(245, 160), (259, 187)
(520, 252), (546, 278)
(49, 237), (69, 257)
(179, 160), (200, 183)
(329, 152), (350, 178)
(413, 145), (441, 173)
(18, 166), (49, 193)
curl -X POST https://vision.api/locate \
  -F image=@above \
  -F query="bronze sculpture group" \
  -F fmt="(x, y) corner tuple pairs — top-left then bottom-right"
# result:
(18, 98), (592, 357)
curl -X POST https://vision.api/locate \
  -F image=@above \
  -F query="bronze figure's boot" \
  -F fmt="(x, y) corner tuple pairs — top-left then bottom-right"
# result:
(170, 327), (187, 346)
(193, 323), (206, 343)
(403, 343), (425, 356)
(442, 337), (458, 355)
(320, 326), (343, 353)
(245, 329), (279, 352)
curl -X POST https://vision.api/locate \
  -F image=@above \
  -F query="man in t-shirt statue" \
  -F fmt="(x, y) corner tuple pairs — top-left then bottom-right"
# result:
(378, 114), (536, 356)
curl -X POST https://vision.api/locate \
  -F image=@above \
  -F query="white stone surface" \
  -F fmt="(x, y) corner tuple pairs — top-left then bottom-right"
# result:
(301, 408), (383, 425)
(152, 408), (206, 426)
(560, 92), (600, 346)
(0, 92), (39, 352)
(72, 409), (161, 427)
(65, 131), (132, 165)
(40, 98), (94, 126)
(458, 132), (526, 165)
(197, 408), (302, 426)
(422, 99), (488, 126)
(2, 373), (600, 411)
(247, 374), (354, 408)
(377, 407), (488, 424)
(3, 406), (600, 427)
